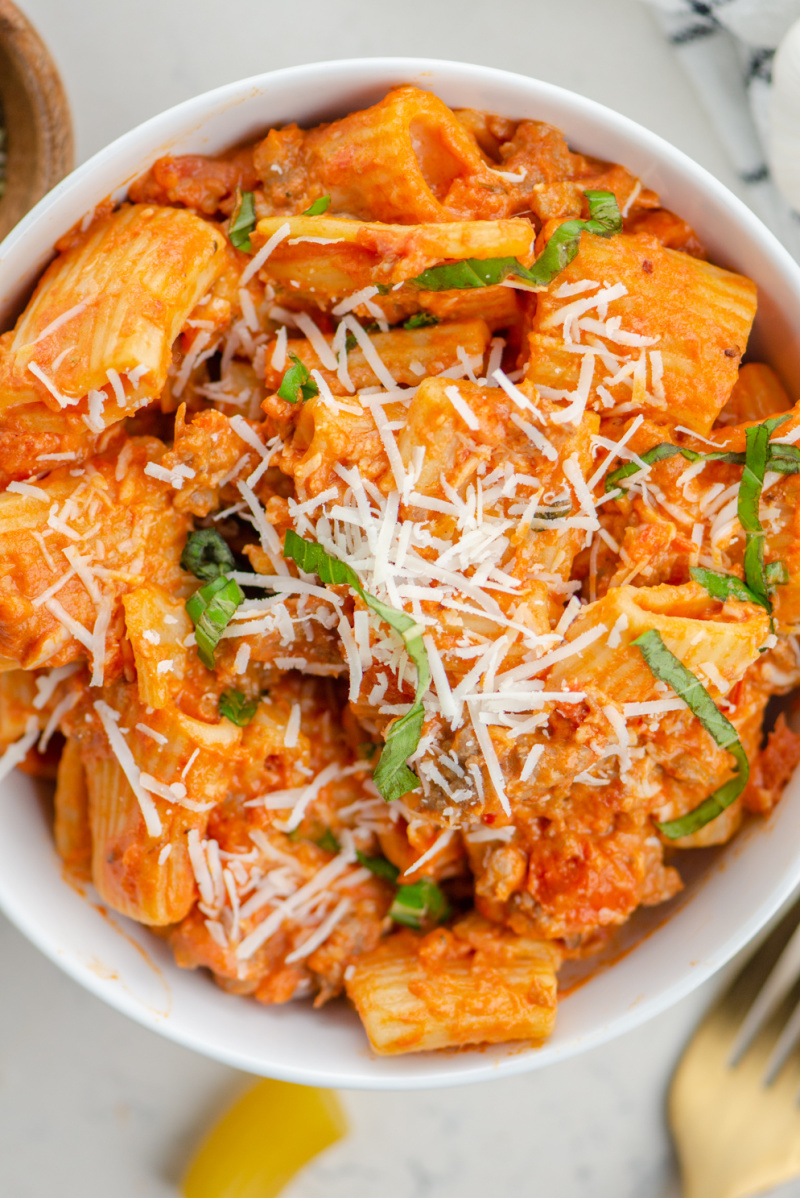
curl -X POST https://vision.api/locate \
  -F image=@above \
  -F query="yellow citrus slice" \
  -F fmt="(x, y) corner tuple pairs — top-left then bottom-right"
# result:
(182, 1078), (347, 1198)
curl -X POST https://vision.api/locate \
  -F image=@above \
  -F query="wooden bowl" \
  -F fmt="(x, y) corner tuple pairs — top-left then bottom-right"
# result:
(0, 0), (73, 241)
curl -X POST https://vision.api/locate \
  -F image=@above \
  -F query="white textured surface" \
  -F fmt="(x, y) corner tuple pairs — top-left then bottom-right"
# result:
(1, 0), (797, 1194)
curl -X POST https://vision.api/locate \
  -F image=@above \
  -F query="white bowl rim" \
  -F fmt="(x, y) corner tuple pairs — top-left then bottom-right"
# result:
(2, 55), (800, 1089)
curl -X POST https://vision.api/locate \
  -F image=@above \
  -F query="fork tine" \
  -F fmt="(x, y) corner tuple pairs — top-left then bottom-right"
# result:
(763, 997), (800, 1085)
(728, 918), (800, 1066)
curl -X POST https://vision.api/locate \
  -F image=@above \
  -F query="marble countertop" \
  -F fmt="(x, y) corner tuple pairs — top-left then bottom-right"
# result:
(2, 1), (797, 1194)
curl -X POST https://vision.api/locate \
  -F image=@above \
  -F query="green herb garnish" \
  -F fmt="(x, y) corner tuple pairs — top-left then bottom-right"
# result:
(690, 566), (768, 611)
(277, 352), (319, 404)
(605, 427), (800, 495)
(633, 629), (749, 838)
(605, 443), (744, 494)
(218, 689), (259, 726)
(283, 530), (430, 801)
(228, 190), (257, 252)
(344, 330), (358, 353)
(403, 313), (439, 329)
(302, 195), (331, 216)
(409, 190), (621, 291)
(738, 414), (791, 612)
(316, 828), (341, 854)
(181, 529), (236, 582)
(186, 575), (244, 669)
(390, 878), (451, 929)
(356, 850), (400, 883)
(766, 560), (790, 586)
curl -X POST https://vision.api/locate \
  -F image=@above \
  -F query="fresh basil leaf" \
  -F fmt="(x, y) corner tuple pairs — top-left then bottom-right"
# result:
(739, 414), (792, 611)
(186, 575), (244, 669)
(633, 628), (749, 838)
(218, 689), (259, 726)
(355, 850), (400, 883)
(517, 187), (623, 287)
(344, 330), (358, 353)
(277, 352), (319, 404)
(229, 190), (256, 252)
(302, 195), (331, 216)
(283, 531), (431, 801)
(604, 442), (746, 493)
(409, 190), (622, 292)
(181, 529), (236, 582)
(765, 442), (800, 474)
(765, 559), (789, 586)
(316, 828), (340, 854)
(389, 878), (451, 929)
(403, 312), (439, 329)
(373, 703), (427, 803)
(410, 256), (524, 291)
(690, 566), (767, 611)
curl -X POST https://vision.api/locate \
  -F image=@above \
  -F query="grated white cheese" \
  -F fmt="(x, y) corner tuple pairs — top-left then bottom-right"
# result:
(332, 286), (381, 317)
(343, 316), (396, 390)
(623, 698), (687, 717)
(240, 221), (291, 287)
(94, 700), (162, 836)
(606, 613), (629, 650)
(603, 704), (631, 774)
(444, 384), (479, 431)
(31, 300), (89, 345)
(236, 841), (356, 960)
(285, 897), (352, 963)
(233, 643), (251, 675)
(6, 481), (49, 501)
(135, 723), (168, 746)
(284, 702), (301, 749)
(294, 311), (338, 370)
(0, 717), (40, 784)
(402, 829), (454, 877)
(90, 595), (114, 687)
(44, 597), (93, 650)
(28, 361), (79, 408)
(271, 325), (288, 373)
(467, 702), (511, 816)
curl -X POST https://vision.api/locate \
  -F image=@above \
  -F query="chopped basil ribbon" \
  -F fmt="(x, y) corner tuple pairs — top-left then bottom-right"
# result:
(633, 629), (749, 838)
(738, 414), (791, 612)
(605, 443), (744, 493)
(218, 689), (259, 726)
(608, 416), (797, 625)
(277, 352), (319, 404)
(282, 530), (431, 801)
(181, 529), (237, 582)
(690, 566), (769, 612)
(409, 189), (621, 291)
(316, 828), (340, 854)
(228, 190), (257, 252)
(403, 312), (439, 329)
(355, 850), (400, 883)
(302, 195), (331, 215)
(389, 878), (451, 929)
(356, 850), (450, 929)
(186, 575), (244, 669)
(766, 560), (790, 586)
(606, 429), (800, 495)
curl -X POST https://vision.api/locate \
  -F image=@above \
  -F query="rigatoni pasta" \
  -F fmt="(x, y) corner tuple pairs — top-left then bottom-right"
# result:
(2, 84), (800, 1056)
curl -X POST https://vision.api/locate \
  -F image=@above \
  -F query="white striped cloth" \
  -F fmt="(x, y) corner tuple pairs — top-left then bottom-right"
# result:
(641, 0), (800, 257)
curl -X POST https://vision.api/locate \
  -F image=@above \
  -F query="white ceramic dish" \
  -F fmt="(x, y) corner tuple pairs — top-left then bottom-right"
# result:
(2, 57), (800, 1090)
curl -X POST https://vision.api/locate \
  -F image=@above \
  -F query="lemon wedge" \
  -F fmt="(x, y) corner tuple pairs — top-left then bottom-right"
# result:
(182, 1078), (347, 1198)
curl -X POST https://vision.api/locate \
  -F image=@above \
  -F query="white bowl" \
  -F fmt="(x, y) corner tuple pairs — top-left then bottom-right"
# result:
(3, 57), (800, 1090)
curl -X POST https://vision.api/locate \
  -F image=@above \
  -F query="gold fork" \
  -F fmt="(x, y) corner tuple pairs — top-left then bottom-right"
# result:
(670, 893), (800, 1198)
